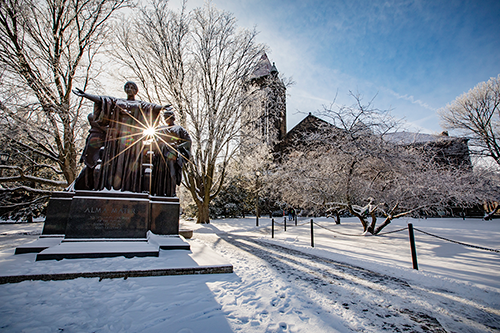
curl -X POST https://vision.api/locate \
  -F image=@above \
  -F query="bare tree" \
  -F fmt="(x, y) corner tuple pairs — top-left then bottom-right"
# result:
(113, 1), (265, 223)
(0, 0), (130, 218)
(439, 74), (500, 166)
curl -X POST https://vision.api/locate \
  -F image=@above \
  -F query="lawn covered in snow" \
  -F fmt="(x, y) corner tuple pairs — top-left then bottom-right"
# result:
(0, 216), (498, 332)
(204, 216), (500, 291)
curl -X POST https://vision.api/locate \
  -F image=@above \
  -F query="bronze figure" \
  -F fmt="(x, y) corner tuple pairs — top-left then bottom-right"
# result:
(73, 82), (166, 192)
(151, 108), (191, 197)
(73, 113), (106, 190)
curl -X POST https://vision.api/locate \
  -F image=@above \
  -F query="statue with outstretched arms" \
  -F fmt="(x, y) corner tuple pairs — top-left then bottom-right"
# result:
(73, 82), (166, 192)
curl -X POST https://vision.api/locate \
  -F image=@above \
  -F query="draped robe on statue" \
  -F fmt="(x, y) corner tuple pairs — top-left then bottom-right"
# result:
(93, 97), (163, 192)
(73, 114), (106, 190)
(151, 125), (191, 197)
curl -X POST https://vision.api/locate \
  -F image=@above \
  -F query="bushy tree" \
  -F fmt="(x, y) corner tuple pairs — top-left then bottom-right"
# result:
(439, 75), (500, 166)
(209, 174), (252, 218)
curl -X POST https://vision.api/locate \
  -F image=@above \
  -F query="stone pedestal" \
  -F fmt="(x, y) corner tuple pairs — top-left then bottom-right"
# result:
(42, 190), (181, 239)
(17, 191), (191, 260)
(149, 196), (180, 235)
(42, 191), (74, 235)
(65, 191), (150, 238)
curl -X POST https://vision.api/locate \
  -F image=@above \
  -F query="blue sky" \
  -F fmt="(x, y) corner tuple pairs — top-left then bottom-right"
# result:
(171, 0), (500, 134)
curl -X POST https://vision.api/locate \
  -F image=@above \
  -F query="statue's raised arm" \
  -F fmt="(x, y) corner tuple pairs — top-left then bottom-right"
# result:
(72, 88), (101, 104)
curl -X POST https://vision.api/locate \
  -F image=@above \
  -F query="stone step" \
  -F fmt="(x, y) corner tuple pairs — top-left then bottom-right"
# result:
(36, 240), (159, 261)
(2, 243), (232, 284)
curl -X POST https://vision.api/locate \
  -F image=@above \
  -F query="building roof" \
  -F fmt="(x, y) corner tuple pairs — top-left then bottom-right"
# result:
(383, 131), (467, 145)
(249, 53), (277, 80)
(285, 113), (333, 136)
(274, 113), (336, 154)
(286, 115), (466, 146)
(274, 113), (471, 168)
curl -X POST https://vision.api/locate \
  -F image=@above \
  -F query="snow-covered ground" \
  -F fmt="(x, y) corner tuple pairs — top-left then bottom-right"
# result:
(0, 217), (499, 332)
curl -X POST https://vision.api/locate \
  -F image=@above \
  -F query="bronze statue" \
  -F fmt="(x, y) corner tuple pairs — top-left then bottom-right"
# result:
(73, 82), (166, 192)
(73, 113), (106, 190)
(151, 108), (191, 197)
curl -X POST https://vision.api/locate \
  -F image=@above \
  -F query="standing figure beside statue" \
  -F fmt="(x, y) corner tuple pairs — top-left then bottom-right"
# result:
(73, 113), (106, 190)
(151, 108), (191, 197)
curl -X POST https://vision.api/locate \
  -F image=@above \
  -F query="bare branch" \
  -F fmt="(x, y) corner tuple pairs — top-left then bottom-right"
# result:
(0, 174), (67, 187)
(0, 186), (54, 195)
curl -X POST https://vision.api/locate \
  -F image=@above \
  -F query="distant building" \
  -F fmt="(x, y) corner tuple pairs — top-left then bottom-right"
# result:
(274, 112), (335, 158)
(240, 52), (471, 170)
(242, 53), (287, 148)
(275, 113), (472, 170)
(274, 113), (478, 217)
(384, 131), (472, 170)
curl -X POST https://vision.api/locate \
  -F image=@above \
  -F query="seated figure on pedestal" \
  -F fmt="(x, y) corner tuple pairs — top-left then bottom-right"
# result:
(151, 107), (191, 197)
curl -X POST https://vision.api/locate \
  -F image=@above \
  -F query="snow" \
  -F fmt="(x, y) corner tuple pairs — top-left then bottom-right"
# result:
(36, 240), (158, 256)
(0, 217), (499, 332)
(383, 132), (456, 144)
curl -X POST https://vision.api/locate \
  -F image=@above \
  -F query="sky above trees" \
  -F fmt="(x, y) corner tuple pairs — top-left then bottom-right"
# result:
(169, 0), (500, 134)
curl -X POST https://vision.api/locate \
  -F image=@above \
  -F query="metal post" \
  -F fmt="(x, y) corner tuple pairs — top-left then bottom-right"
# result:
(255, 171), (260, 227)
(149, 142), (153, 194)
(272, 218), (274, 238)
(408, 223), (418, 270)
(310, 219), (314, 247)
(284, 216), (286, 231)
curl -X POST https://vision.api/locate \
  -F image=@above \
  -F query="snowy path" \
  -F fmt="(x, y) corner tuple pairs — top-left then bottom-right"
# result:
(195, 228), (500, 332)
(0, 218), (499, 332)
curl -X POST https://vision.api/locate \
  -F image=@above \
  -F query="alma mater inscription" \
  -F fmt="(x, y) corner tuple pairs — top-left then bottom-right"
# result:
(84, 206), (137, 231)
(64, 192), (150, 238)
(84, 207), (136, 214)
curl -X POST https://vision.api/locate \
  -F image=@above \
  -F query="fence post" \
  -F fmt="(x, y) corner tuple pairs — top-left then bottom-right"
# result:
(408, 223), (418, 270)
(284, 216), (286, 232)
(310, 219), (314, 247)
(272, 218), (274, 238)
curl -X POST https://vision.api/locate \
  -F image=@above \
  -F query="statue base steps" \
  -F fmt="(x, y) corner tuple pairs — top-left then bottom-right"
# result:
(3, 242), (232, 284)
(15, 235), (65, 254)
(35, 239), (158, 261)
(16, 233), (191, 261)
(12, 190), (221, 269)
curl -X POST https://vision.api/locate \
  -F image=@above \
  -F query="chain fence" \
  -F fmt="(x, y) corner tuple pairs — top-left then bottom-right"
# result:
(309, 220), (408, 237)
(270, 218), (499, 254)
(265, 217), (499, 271)
(376, 227), (409, 236)
(312, 221), (367, 237)
(413, 227), (500, 253)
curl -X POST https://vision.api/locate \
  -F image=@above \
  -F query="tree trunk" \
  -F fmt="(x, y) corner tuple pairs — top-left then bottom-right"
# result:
(197, 200), (210, 224)
(61, 155), (77, 185)
(335, 211), (340, 224)
(374, 216), (392, 235)
(367, 212), (377, 234)
(349, 205), (368, 232)
(484, 203), (500, 220)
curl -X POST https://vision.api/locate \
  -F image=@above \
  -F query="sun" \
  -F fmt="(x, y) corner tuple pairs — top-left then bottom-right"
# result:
(143, 127), (156, 138)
